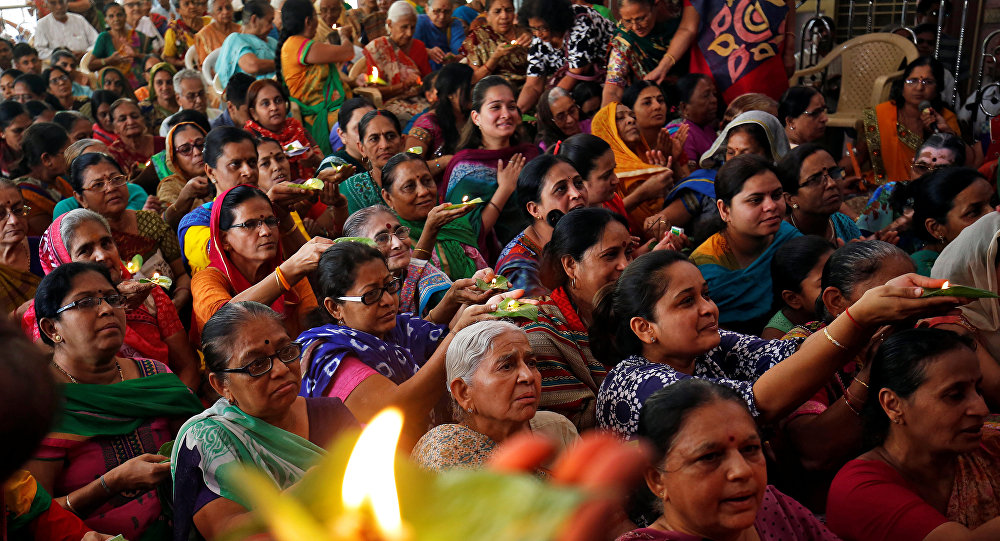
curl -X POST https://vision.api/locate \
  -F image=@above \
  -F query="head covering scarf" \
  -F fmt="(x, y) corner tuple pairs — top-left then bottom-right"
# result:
(699, 111), (791, 169)
(151, 121), (204, 184)
(208, 184), (298, 320)
(931, 212), (1000, 359)
(144, 62), (178, 116)
(590, 102), (670, 223)
(97, 66), (139, 102)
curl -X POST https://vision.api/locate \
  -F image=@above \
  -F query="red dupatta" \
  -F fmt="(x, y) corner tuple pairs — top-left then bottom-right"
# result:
(243, 118), (317, 182)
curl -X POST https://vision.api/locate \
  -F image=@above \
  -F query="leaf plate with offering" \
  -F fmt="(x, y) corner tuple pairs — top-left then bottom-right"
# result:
(490, 297), (538, 321)
(333, 236), (376, 247)
(476, 275), (510, 291)
(288, 178), (324, 190)
(921, 281), (999, 298)
(444, 197), (483, 210)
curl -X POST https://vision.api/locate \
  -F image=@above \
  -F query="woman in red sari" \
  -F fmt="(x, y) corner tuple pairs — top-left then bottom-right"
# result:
(107, 99), (166, 178)
(243, 79), (323, 182)
(359, 1), (431, 123)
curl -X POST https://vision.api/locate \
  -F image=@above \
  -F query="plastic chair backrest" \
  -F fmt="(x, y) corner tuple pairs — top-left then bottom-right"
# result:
(184, 45), (198, 70)
(202, 48), (221, 87)
(831, 34), (919, 117)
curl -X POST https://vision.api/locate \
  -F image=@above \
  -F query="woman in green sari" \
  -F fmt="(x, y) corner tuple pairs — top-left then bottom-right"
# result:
(602, 0), (686, 106)
(26, 262), (203, 541)
(341, 109), (405, 215)
(381, 152), (487, 280)
(172, 301), (358, 541)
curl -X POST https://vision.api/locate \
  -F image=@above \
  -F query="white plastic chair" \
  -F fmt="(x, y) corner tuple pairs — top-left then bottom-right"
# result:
(211, 72), (224, 98)
(184, 45), (198, 70)
(201, 48), (220, 87)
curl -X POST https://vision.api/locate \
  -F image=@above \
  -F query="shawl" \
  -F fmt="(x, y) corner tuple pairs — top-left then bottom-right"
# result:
(208, 185), (297, 320)
(399, 258), (451, 316)
(459, 22), (528, 92)
(0, 260), (40, 314)
(688, 0), (789, 102)
(143, 62), (178, 117)
(607, 19), (680, 86)
(931, 212), (1000, 359)
(863, 101), (961, 185)
(590, 102), (669, 224)
(244, 117), (316, 181)
(298, 313), (447, 397)
(171, 398), (325, 538)
(399, 211), (483, 280)
(97, 66), (139, 102)
(699, 111), (791, 168)
(443, 142), (540, 198)
(691, 221), (802, 324)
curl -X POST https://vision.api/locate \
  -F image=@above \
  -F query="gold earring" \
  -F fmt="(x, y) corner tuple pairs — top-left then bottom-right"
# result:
(53, 334), (61, 342)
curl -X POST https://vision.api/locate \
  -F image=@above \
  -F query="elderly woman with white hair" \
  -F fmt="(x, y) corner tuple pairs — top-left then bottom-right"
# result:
(411, 320), (579, 472)
(357, 0), (432, 123)
(194, 0), (240, 65)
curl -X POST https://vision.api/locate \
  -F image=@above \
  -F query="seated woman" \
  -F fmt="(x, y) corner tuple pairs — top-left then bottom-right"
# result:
(43, 67), (90, 115)
(896, 168), (993, 276)
(444, 76), (537, 248)
(53, 139), (153, 219)
(69, 153), (191, 311)
(277, 0), (355, 155)
(514, 0), (614, 114)
(137, 63), (180, 133)
(162, 0), (210, 68)
(193, 0), (239, 65)
(322, 98), (375, 172)
(341, 109), (406, 214)
(497, 154), (587, 297)
(381, 152), (487, 280)
(106, 99), (166, 178)
(856, 132), (966, 237)
(89, 91), (120, 146)
(557, 133), (628, 221)
(760, 235), (833, 340)
(777, 144), (861, 243)
(665, 73), (718, 166)
(51, 49), (93, 98)
(299, 241), (499, 447)
(618, 378), (839, 540)
(535, 87), (588, 151)
(621, 81), (678, 160)
(590, 101), (673, 227)
(25, 262), (203, 540)
(594, 247), (964, 437)
(25, 208), (200, 386)
(243, 79), (323, 181)
(0, 178), (40, 314)
(154, 122), (213, 230)
(690, 154), (801, 331)
(358, 1), (432, 124)
(15, 122), (73, 236)
(214, 0), (278, 87)
(857, 57), (966, 185)
(602, 0), (686, 106)
(460, 0), (530, 90)
(53, 111), (94, 143)
(191, 185), (332, 338)
(343, 204), (467, 319)
(779, 86), (829, 148)
(88, 3), (153, 89)
(96, 67), (139, 103)
(0, 100), (31, 178)
(342, 0), (386, 45)
(826, 328), (1000, 541)
(412, 320), (579, 471)
(172, 301), (358, 541)
(404, 63), (473, 173)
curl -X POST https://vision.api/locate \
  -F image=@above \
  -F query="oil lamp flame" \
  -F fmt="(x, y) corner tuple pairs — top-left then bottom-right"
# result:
(942, 280), (950, 289)
(341, 408), (405, 538)
(370, 67), (380, 83)
(462, 195), (469, 203)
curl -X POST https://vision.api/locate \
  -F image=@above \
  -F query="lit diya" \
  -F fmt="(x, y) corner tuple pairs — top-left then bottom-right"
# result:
(288, 178), (325, 190)
(125, 254), (143, 274)
(921, 280), (998, 298)
(490, 297), (539, 321)
(476, 275), (510, 291)
(443, 196), (483, 210)
(368, 66), (388, 86)
(138, 272), (173, 289)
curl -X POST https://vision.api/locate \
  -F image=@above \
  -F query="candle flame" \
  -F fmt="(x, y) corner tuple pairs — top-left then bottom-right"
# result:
(342, 408), (405, 537)
(152, 272), (160, 279)
(370, 66), (380, 83)
(462, 195), (469, 203)
(942, 280), (950, 289)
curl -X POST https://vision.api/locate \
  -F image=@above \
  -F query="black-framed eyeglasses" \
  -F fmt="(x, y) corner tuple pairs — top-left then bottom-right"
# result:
(337, 276), (403, 305)
(218, 343), (303, 377)
(84, 174), (128, 192)
(528, 24), (549, 34)
(800, 166), (844, 188)
(911, 161), (948, 176)
(229, 216), (280, 231)
(0, 203), (30, 221)
(905, 77), (937, 87)
(373, 226), (410, 246)
(802, 106), (828, 118)
(175, 137), (204, 156)
(56, 294), (126, 314)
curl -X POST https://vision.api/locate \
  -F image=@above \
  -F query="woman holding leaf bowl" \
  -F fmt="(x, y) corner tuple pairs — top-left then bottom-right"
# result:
(297, 241), (521, 449)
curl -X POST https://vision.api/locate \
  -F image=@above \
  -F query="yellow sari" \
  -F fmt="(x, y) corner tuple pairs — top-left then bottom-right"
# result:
(590, 102), (669, 225)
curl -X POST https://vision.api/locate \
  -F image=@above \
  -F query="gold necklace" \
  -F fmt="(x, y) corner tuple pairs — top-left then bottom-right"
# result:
(51, 360), (124, 384)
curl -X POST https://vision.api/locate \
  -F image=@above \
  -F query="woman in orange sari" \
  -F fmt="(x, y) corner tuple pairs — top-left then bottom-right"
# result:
(589, 101), (673, 227)
(359, 1), (432, 124)
(194, 0), (239, 65)
(860, 57), (963, 185)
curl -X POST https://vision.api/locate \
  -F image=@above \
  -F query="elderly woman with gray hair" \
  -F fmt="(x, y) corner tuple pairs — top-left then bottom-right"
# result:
(411, 320), (579, 472)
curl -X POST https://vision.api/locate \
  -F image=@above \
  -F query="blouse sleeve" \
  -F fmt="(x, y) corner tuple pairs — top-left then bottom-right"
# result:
(525, 38), (549, 78)
(605, 44), (630, 88)
(191, 267), (234, 333)
(163, 28), (178, 58)
(564, 10), (613, 70)
(717, 330), (801, 380)
(92, 32), (113, 58)
(151, 286), (185, 338)
(323, 355), (378, 401)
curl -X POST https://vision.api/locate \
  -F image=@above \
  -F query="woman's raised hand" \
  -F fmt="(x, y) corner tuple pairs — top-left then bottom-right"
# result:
(265, 181), (312, 211)
(280, 236), (336, 281)
(497, 153), (526, 191)
(106, 454), (172, 493)
(117, 279), (156, 311)
(848, 273), (970, 328)
(424, 201), (475, 234)
(177, 175), (211, 203)
(142, 195), (162, 213)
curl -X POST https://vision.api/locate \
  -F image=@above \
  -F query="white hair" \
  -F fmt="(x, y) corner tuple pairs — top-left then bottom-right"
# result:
(445, 321), (526, 393)
(173, 69), (204, 95)
(60, 209), (111, 252)
(386, 0), (416, 22)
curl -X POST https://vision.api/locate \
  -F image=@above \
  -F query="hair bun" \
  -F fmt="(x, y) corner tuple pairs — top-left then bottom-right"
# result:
(546, 209), (565, 228)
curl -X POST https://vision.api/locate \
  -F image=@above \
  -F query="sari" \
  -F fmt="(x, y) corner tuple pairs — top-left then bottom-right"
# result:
(298, 312), (448, 397)
(496, 231), (546, 298)
(698, 111), (790, 168)
(343, 8), (387, 45)
(688, 0), (790, 102)
(16, 175), (75, 228)
(281, 35), (350, 155)
(171, 398), (356, 541)
(163, 16), (211, 60)
(590, 102), (670, 225)
(138, 63), (179, 130)
(0, 257), (40, 314)
(33, 361), (202, 541)
(399, 258), (451, 316)
(862, 101), (961, 185)
(4, 470), (92, 540)
(108, 135), (167, 177)
(606, 19), (682, 89)
(691, 221), (802, 325)
(194, 20), (240, 64)
(443, 142), (540, 250)
(92, 30), (154, 88)
(342, 171), (388, 215)
(216, 32), (278, 87)
(664, 168), (719, 245)
(361, 37), (432, 122)
(400, 212), (488, 281)
(244, 117), (318, 182)
(154, 122), (211, 208)
(111, 210), (181, 281)
(460, 23), (528, 93)
(177, 200), (213, 270)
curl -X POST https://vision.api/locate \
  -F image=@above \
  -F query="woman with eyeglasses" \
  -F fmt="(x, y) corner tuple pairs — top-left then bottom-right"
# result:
(172, 301), (359, 541)
(243, 79), (324, 182)
(0, 177), (40, 315)
(856, 57), (966, 185)
(106, 99), (166, 179)
(299, 241), (505, 448)
(191, 184), (333, 338)
(25, 261), (203, 541)
(602, 0), (687, 107)
(779, 86), (828, 148)
(535, 87), (589, 151)
(43, 66), (90, 115)
(777, 144), (861, 244)
(154, 122), (214, 230)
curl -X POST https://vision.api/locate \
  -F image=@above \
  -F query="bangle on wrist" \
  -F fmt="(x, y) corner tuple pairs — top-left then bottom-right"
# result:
(274, 266), (292, 291)
(844, 306), (864, 330)
(487, 200), (502, 212)
(664, 52), (677, 66)
(413, 247), (432, 259)
(823, 326), (848, 351)
(65, 493), (79, 515)
(100, 474), (113, 495)
(842, 394), (861, 416)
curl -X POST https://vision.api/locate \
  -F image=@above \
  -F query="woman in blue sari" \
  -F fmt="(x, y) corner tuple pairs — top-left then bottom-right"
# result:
(215, 0), (278, 87)
(777, 144), (862, 245)
(690, 154), (800, 333)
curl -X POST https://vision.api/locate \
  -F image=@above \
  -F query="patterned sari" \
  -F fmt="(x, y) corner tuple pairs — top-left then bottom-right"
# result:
(460, 22), (528, 93)
(862, 101), (961, 185)
(92, 30), (154, 88)
(16, 175), (75, 230)
(343, 7), (387, 45)
(111, 210), (182, 281)
(361, 37), (432, 122)
(0, 258), (39, 314)
(281, 35), (350, 155)
(153, 122), (211, 208)
(163, 16), (210, 61)
(399, 258), (451, 316)
(244, 117), (319, 181)
(606, 18), (681, 89)
(194, 20), (239, 64)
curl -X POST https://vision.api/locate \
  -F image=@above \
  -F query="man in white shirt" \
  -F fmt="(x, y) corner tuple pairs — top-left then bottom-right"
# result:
(33, 0), (98, 60)
(160, 69), (222, 135)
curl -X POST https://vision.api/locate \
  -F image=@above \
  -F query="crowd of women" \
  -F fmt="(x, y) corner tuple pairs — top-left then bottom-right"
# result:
(2, 0), (1000, 539)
